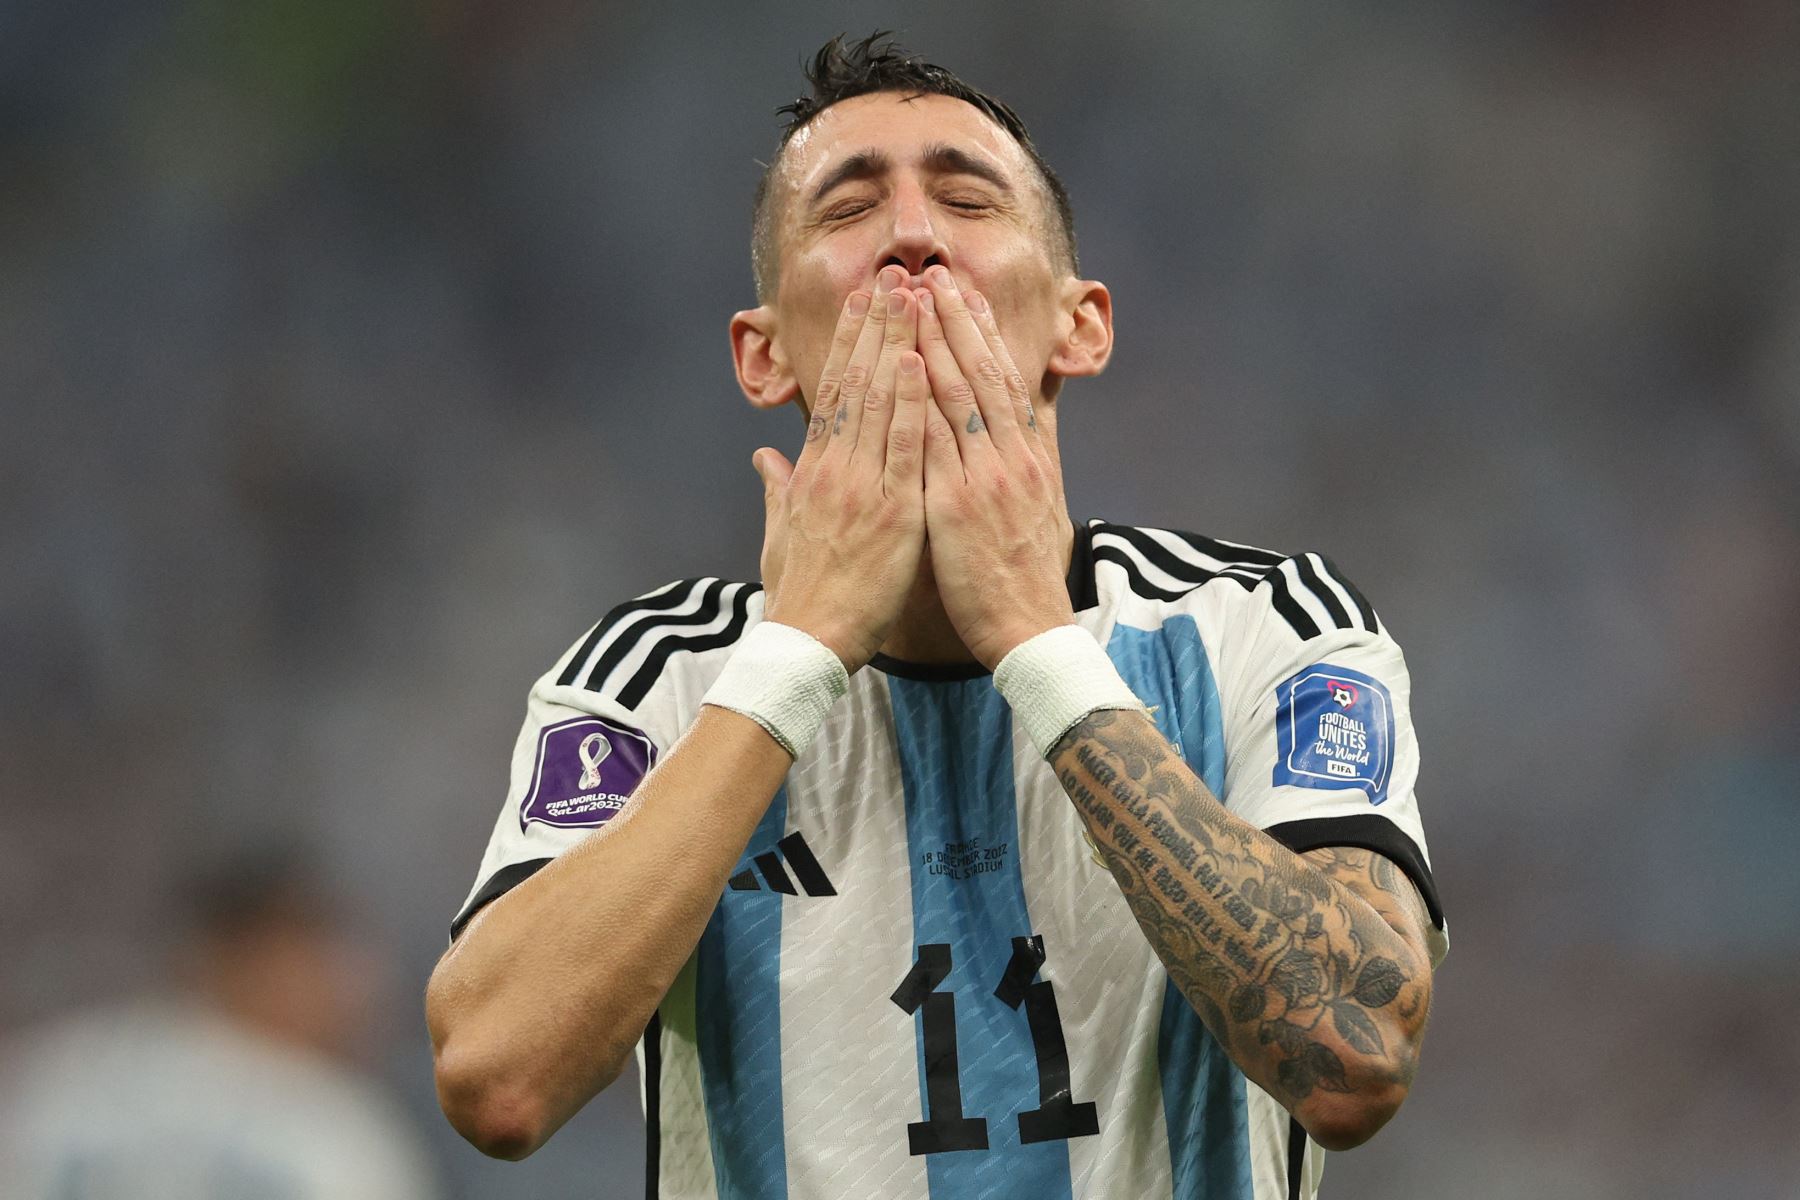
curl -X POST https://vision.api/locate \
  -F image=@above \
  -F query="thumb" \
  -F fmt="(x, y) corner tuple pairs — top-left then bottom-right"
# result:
(752, 448), (793, 503)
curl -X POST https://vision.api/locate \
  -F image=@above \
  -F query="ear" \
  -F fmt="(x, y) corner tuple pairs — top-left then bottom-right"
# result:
(730, 306), (800, 409)
(1047, 279), (1114, 379)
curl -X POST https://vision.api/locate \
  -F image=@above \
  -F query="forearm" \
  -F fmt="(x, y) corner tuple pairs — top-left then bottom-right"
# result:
(1049, 708), (1429, 1149)
(426, 704), (792, 1157)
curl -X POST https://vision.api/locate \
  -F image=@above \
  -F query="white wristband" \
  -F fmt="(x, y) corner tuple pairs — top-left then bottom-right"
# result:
(703, 621), (849, 759)
(993, 625), (1148, 758)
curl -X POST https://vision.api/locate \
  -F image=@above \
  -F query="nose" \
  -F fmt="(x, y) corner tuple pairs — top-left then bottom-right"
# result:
(878, 182), (947, 283)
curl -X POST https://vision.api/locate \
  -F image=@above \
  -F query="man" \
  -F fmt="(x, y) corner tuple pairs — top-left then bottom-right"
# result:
(1, 852), (440, 1199)
(427, 33), (1447, 1200)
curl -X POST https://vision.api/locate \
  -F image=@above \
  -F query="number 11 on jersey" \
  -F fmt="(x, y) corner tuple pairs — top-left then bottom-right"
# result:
(890, 936), (1099, 1155)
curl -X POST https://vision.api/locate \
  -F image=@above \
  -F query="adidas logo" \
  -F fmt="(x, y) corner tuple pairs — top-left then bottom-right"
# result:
(727, 831), (836, 897)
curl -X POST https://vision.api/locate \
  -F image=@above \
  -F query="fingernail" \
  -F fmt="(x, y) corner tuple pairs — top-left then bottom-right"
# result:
(918, 291), (935, 315)
(887, 290), (906, 317)
(966, 291), (989, 315)
(931, 266), (955, 288)
(848, 292), (870, 317)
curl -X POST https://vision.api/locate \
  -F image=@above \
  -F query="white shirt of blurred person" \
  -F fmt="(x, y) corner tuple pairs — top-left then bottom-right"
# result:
(0, 859), (439, 1200)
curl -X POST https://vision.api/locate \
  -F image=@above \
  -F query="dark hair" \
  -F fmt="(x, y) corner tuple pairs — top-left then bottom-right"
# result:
(180, 844), (334, 939)
(750, 32), (1078, 301)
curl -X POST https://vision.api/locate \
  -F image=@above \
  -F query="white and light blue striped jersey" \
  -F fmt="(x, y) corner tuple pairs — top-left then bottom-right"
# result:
(452, 518), (1447, 1200)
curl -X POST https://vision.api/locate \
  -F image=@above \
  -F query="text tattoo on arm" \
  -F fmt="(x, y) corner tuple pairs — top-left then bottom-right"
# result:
(1048, 710), (1430, 1108)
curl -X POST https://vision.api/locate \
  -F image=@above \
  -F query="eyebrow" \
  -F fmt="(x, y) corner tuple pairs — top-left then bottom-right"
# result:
(806, 142), (1016, 207)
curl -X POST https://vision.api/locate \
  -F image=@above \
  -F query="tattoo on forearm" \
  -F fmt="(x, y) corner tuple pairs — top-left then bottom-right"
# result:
(1050, 710), (1429, 1106)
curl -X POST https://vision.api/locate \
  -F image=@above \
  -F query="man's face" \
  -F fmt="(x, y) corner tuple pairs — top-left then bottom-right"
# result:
(765, 91), (1073, 414)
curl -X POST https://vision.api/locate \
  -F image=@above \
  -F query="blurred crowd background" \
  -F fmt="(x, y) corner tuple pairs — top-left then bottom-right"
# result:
(4, 1), (1797, 1196)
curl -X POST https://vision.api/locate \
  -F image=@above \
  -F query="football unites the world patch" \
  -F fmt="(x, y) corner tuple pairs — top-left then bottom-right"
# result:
(1272, 663), (1394, 804)
(519, 716), (656, 831)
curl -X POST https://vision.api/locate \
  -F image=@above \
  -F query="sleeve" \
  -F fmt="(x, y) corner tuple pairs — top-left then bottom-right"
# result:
(1216, 552), (1448, 964)
(448, 592), (691, 942)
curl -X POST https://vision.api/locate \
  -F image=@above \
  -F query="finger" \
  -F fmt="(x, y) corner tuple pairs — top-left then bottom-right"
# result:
(916, 289), (996, 464)
(884, 350), (928, 495)
(921, 268), (1027, 454)
(800, 290), (875, 466)
(962, 289), (1042, 445)
(826, 267), (905, 458)
(853, 286), (917, 470)
(921, 367), (964, 489)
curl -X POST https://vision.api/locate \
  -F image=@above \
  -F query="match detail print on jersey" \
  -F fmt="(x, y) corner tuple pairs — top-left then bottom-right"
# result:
(1272, 664), (1394, 805)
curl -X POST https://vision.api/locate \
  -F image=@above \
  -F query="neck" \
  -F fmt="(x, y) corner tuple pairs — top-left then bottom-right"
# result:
(874, 517), (1078, 666)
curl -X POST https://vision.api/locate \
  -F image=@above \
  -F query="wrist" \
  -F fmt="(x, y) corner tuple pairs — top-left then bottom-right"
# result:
(761, 604), (868, 675)
(980, 617), (1073, 671)
(702, 622), (850, 759)
(992, 625), (1147, 757)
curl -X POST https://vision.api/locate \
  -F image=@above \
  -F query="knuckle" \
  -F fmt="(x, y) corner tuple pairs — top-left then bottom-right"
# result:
(814, 378), (841, 409)
(886, 422), (919, 459)
(841, 364), (870, 391)
(943, 380), (978, 409)
(1005, 370), (1029, 398)
(975, 356), (1006, 386)
(864, 386), (891, 413)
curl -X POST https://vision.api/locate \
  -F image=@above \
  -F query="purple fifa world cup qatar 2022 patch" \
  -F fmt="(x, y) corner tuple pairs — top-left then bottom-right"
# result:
(519, 716), (656, 832)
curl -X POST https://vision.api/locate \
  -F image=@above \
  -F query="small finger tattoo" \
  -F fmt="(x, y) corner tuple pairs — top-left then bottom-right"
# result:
(807, 415), (826, 441)
(1026, 407), (1037, 429)
(833, 406), (847, 435)
(966, 411), (985, 434)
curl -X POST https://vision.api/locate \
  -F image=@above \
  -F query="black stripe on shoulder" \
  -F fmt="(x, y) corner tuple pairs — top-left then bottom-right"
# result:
(1263, 560), (1323, 641)
(1317, 554), (1379, 633)
(1263, 815), (1445, 932)
(1092, 543), (1207, 601)
(1258, 553), (1388, 642)
(1091, 525), (1268, 603)
(450, 857), (552, 941)
(1161, 527), (1286, 569)
(584, 578), (728, 694)
(556, 579), (699, 688)
(615, 580), (759, 709)
(1292, 553), (1352, 631)
(1104, 524), (1214, 583)
(1100, 522), (1284, 574)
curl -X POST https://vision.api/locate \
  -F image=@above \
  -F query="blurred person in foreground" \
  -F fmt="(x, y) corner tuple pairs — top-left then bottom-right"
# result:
(428, 33), (1448, 1199)
(0, 852), (439, 1200)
